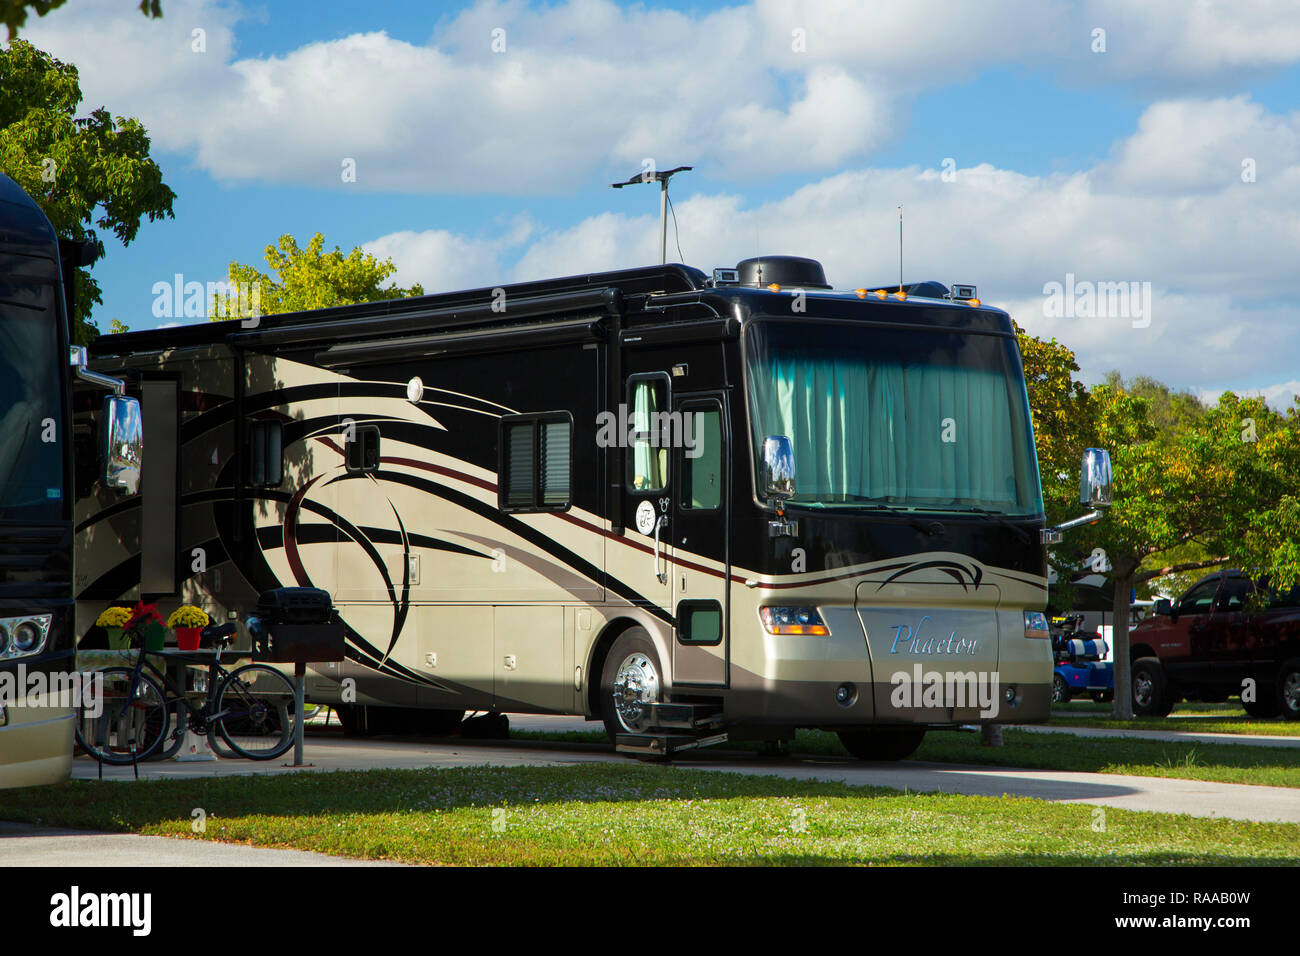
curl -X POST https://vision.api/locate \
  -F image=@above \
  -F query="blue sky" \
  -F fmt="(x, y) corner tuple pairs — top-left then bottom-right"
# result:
(17, 0), (1300, 405)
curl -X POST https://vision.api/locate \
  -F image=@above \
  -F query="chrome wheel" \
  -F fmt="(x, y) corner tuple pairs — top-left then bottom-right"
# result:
(611, 652), (660, 733)
(1282, 670), (1300, 716)
(1133, 672), (1154, 708)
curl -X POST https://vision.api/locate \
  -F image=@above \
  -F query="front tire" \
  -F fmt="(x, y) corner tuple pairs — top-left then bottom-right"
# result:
(1276, 659), (1300, 721)
(600, 628), (664, 743)
(1131, 657), (1174, 717)
(75, 667), (169, 764)
(1052, 673), (1071, 704)
(837, 727), (926, 761)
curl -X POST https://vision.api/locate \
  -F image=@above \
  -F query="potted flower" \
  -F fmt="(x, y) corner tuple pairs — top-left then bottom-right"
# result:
(126, 601), (168, 652)
(167, 605), (210, 651)
(94, 606), (133, 649)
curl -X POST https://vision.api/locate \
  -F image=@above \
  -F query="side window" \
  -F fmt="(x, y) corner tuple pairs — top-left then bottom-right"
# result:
(1180, 581), (1219, 614)
(676, 599), (723, 646)
(1218, 578), (1252, 611)
(345, 425), (380, 474)
(499, 413), (571, 512)
(626, 376), (668, 492)
(679, 404), (722, 510)
(247, 420), (284, 487)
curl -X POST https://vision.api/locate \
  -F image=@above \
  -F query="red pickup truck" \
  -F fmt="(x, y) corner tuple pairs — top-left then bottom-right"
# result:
(1128, 571), (1300, 719)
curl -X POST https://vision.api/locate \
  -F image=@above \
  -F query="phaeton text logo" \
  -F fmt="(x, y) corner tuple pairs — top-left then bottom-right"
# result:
(889, 615), (980, 656)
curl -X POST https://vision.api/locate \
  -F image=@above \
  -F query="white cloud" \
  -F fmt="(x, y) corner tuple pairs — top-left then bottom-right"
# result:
(361, 95), (1300, 396)
(21, 0), (1300, 193)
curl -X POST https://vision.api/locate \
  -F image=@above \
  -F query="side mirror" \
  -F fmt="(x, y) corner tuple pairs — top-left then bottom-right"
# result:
(1079, 448), (1113, 509)
(101, 395), (143, 495)
(761, 435), (796, 502)
(1154, 598), (1172, 616)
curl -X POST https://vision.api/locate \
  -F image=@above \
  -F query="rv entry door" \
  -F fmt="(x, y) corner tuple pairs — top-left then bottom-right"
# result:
(670, 393), (729, 686)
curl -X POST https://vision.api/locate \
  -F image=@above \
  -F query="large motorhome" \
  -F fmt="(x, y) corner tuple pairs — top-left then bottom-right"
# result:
(75, 254), (1108, 759)
(0, 172), (140, 787)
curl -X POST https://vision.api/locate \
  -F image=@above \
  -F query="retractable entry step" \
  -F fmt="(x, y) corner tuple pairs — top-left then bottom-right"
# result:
(615, 731), (729, 757)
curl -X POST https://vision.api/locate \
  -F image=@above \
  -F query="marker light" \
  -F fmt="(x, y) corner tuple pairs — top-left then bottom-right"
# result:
(760, 606), (829, 636)
(967, 298), (981, 307)
(873, 289), (887, 299)
(767, 283), (781, 291)
(855, 288), (868, 299)
(893, 290), (907, 300)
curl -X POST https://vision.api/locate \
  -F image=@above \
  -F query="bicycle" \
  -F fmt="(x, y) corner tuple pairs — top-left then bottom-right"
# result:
(75, 621), (299, 764)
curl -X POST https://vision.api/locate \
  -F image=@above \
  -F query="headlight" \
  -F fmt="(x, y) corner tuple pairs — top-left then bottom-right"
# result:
(1024, 610), (1050, 639)
(0, 614), (52, 659)
(759, 606), (829, 635)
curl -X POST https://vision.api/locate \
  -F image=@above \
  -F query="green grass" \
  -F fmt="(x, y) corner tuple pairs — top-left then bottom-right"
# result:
(510, 726), (1300, 788)
(5, 764), (1297, 865)
(1047, 699), (1300, 736)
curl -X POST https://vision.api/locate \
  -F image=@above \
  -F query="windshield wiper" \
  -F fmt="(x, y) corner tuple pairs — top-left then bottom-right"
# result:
(948, 505), (1033, 543)
(835, 502), (947, 537)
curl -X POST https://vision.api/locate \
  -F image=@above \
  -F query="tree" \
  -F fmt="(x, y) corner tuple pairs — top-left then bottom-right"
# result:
(1073, 383), (1300, 718)
(212, 233), (424, 319)
(2, 1), (160, 40)
(1015, 323), (1100, 612)
(0, 39), (175, 343)
(1015, 332), (1300, 718)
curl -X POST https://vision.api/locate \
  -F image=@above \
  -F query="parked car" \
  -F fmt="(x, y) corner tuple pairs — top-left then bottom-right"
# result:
(1051, 613), (1113, 704)
(1127, 570), (1300, 719)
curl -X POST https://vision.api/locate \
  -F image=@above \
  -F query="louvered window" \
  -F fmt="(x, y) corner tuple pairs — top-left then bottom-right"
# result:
(499, 413), (571, 512)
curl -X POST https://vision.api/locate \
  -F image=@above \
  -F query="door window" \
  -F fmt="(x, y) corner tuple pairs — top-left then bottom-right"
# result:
(1179, 580), (1220, 614)
(626, 375), (669, 492)
(679, 404), (722, 510)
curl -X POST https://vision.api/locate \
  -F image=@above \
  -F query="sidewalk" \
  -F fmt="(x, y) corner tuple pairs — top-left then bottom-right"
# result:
(0, 821), (401, 866)
(1011, 723), (1300, 748)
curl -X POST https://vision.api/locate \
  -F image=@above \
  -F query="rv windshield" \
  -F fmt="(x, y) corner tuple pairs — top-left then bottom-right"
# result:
(0, 280), (65, 520)
(744, 319), (1043, 516)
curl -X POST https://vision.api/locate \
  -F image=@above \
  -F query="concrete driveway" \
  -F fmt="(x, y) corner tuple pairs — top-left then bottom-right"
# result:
(61, 715), (1300, 825)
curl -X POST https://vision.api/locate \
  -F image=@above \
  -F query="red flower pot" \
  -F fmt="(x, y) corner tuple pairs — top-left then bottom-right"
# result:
(175, 626), (202, 651)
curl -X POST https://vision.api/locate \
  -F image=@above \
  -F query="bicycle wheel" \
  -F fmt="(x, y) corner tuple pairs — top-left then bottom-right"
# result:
(75, 667), (169, 764)
(213, 663), (298, 760)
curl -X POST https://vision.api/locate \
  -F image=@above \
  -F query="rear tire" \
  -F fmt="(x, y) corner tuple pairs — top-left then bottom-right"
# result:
(1131, 657), (1174, 717)
(214, 663), (297, 760)
(837, 727), (926, 761)
(1242, 690), (1280, 718)
(600, 628), (664, 744)
(1275, 659), (1300, 721)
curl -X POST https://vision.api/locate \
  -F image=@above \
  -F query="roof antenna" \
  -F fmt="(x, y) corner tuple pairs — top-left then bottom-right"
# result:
(610, 164), (693, 264)
(898, 203), (903, 293)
